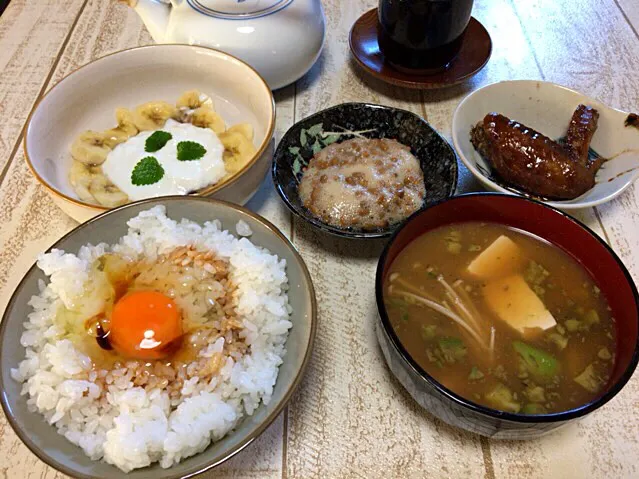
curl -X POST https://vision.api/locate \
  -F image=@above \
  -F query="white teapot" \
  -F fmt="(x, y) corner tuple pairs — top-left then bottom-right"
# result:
(120, 0), (325, 90)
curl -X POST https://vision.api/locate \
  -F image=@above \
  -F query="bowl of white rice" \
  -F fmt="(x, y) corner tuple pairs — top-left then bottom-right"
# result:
(0, 197), (316, 478)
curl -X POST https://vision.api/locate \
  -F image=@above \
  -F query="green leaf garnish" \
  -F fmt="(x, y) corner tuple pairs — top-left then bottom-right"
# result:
(468, 366), (484, 380)
(131, 156), (164, 185)
(311, 139), (323, 154)
(522, 403), (547, 414)
(438, 337), (467, 363)
(306, 123), (323, 136)
(388, 298), (408, 309)
(177, 141), (206, 161)
(421, 324), (437, 340)
(145, 130), (172, 152)
(292, 152), (307, 177)
(322, 134), (340, 145)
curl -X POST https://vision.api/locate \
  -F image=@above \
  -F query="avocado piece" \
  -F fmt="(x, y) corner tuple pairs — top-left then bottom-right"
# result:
(513, 341), (559, 382)
(574, 364), (604, 393)
(524, 385), (546, 403)
(522, 403), (548, 414)
(438, 337), (467, 363)
(485, 383), (521, 413)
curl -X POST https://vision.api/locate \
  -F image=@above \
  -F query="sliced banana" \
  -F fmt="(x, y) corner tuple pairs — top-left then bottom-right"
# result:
(132, 101), (176, 131)
(218, 130), (257, 175)
(173, 108), (191, 123)
(68, 162), (126, 207)
(68, 91), (245, 205)
(103, 108), (138, 148)
(176, 90), (213, 110)
(88, 175), (129, 207)
(191, 107), (226, 134)
(70, 131), (111, 165)
(226, 123), (254, 141)
(68, 161), (98, 202)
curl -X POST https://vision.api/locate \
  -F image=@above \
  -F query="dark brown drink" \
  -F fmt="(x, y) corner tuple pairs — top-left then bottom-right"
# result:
(378, 0), (474, 72)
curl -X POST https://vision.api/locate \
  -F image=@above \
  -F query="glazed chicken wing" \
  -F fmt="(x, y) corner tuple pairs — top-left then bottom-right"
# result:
(470, 105), (600, 200)
(565, 104), (601, 171)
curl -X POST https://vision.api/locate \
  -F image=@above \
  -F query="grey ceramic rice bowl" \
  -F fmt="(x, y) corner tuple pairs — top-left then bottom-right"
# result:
(0, 196), (316, 478)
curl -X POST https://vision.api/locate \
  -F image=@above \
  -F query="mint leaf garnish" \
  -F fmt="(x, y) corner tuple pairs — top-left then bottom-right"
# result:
(131, 156), (164, 185)
(145, 130), (172, 152)
(177, 141), (206, 161)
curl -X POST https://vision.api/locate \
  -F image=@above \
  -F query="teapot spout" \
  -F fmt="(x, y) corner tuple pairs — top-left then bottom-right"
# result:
(120, 0), (170, 43)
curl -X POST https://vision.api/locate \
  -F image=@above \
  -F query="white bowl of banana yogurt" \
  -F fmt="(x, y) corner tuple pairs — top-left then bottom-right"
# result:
(24, 44), (275, 223)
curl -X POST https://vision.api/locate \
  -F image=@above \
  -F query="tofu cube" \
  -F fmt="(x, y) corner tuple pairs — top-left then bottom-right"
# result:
(467, 235), (523, 280)
(482, 274), (557, 334)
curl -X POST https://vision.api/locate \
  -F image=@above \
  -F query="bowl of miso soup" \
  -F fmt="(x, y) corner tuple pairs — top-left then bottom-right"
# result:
(375, 193), (639, 439)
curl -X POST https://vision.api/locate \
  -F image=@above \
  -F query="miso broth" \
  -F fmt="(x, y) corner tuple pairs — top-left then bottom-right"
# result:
(384, 222), (616, 414)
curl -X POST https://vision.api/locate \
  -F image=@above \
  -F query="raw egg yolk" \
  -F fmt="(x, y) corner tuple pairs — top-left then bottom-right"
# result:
(109, 291), (182, 360)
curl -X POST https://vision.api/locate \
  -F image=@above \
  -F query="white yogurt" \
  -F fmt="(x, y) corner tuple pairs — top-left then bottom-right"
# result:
(102, 119), (226, 200)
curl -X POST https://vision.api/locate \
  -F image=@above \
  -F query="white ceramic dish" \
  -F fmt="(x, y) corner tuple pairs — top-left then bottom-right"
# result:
(24, 44), (275, 223)
(452, 80), (639, 209)
(120, 0), (325, 90)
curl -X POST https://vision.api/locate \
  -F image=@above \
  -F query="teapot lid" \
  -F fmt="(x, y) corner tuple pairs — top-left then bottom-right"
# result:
(187, 0), (293, 19)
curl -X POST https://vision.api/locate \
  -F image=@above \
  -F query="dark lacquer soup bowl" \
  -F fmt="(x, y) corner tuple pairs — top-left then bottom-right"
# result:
(375, 193), (639, 439)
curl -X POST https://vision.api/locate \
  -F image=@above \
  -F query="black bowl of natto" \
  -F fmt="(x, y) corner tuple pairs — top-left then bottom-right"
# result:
(272, 103), (458, 239)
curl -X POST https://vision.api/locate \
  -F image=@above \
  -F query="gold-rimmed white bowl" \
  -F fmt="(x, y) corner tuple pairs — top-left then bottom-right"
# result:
(24, 44), (276, 223)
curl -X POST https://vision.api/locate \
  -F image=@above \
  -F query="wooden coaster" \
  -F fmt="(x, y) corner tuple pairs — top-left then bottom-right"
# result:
(349, 9), (492, 89)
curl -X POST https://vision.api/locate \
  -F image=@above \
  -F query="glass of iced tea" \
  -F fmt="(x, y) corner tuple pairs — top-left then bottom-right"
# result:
(378, 0), (474, 72)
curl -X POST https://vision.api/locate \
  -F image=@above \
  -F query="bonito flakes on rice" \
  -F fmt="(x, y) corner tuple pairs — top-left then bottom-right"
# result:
(11, 206), (292, 472)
